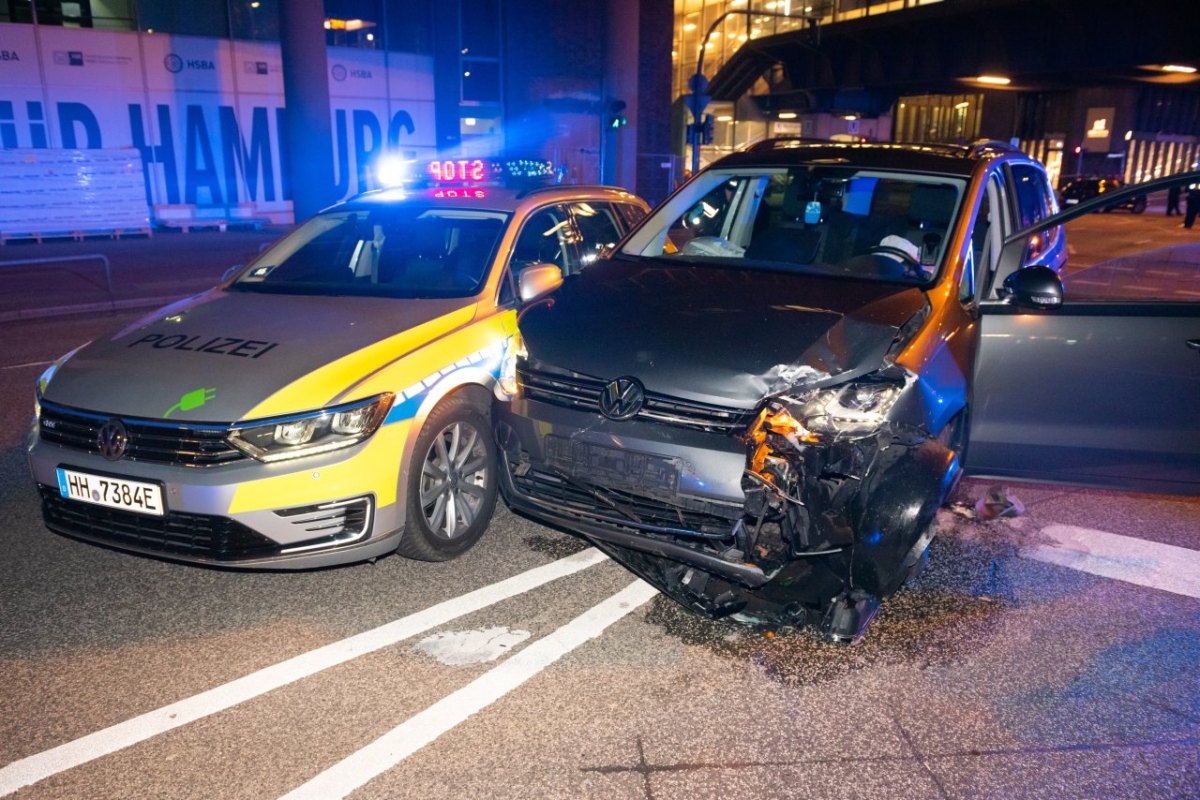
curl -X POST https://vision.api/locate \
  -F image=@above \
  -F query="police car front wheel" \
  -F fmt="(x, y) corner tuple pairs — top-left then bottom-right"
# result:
(399, 397), (498, 561)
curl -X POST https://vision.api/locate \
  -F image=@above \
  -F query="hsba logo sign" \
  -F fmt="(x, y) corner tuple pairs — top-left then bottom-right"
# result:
(164, 53), (216, 73)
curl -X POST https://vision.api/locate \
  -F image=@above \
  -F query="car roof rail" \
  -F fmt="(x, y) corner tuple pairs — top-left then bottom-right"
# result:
(515, 184), (632, 199)
(968, 139), (1021, 158)
(745, 136), (832, 151)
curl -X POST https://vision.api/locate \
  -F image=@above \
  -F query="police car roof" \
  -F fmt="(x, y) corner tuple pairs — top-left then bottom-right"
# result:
(335, 184), (642, 215)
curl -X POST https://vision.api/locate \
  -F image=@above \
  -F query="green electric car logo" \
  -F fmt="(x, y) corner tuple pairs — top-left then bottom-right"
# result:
(164, 387), (217, 418)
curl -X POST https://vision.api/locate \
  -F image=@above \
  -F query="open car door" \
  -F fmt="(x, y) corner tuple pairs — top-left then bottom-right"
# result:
(967, 171), (1200, 495)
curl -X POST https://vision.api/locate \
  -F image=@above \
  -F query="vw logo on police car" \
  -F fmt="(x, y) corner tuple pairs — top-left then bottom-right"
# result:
(96, 419), (129, 461)
(598, 377), (645, 421)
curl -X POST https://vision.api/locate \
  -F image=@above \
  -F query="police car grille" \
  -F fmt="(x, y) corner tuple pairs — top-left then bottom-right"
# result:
(39, 486), (279, 560)
(518, 368), (754, 434)
(39, 405), (245, 467)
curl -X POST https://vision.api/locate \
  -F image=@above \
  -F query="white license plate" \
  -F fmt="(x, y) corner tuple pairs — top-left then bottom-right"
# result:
(56, 468), (165, 517)
(1064, 198), (1079, 205)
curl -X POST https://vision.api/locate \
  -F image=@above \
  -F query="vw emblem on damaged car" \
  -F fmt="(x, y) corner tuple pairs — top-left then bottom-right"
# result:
(598, 377), (645, 421)
(96, 419), (129, 461)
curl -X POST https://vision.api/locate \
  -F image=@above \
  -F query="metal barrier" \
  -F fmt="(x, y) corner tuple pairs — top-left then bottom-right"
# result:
(0, 254), (114, 314)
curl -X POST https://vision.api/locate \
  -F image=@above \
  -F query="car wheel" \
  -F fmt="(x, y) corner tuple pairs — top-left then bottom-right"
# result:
(1130, 196), (1147, 214)
(398, 397), (498, 562)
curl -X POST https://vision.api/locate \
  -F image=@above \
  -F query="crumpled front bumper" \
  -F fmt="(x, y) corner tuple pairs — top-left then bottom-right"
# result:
(495, 394), (960, 640)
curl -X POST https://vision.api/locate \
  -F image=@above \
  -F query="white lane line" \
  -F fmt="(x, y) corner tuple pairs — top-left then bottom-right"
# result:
(1023, 524), (1200, 600)
(0, 548), (608, 797)
(280, 579), (659, 800)
(0, 360), (52, 371)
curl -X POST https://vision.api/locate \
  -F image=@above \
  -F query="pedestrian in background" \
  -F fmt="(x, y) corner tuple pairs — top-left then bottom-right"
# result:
(1166, 184), (1181, 216)
(1185, 184), (1200, 230)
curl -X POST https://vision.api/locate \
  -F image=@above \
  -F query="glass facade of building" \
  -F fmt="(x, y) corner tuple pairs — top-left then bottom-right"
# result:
(672, 0), (1198, 184)
(672, 0), (944, 165)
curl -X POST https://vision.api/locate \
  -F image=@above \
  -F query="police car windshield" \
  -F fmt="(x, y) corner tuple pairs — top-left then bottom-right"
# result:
(232, 207), (509, 298)
(622, 167), (966, 285)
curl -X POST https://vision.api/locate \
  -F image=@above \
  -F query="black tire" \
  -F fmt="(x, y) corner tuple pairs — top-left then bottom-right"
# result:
(1130, 196), (1147, 214)
(397, 397), (498, 562)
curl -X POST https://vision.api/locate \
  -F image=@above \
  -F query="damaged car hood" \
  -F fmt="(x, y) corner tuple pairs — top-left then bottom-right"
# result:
(41, 290), (473, 422)
(520, 257), (927, 408)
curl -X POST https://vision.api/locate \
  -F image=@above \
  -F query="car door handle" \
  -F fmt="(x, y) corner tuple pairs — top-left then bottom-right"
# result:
(1189, 339), (1200, 352)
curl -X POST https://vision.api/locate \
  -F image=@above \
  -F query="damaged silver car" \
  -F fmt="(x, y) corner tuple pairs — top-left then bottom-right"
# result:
(493, 140), (1200, 642)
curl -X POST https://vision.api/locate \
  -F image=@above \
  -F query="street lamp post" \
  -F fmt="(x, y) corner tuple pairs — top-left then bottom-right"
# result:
(688, 9), (820, 175)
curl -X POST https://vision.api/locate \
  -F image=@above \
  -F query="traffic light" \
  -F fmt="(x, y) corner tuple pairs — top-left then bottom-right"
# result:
(701, 114), (714, 145)
(608, 100), (627, 129)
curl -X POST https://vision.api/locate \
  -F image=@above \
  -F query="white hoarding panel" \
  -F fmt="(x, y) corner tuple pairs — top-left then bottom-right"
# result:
(142, 33), (236, 95)
(145, 90), (285, 208)
(0, 85), (53, 149)
(0, 23), (41, 86)
(387, 52), (435, 102)
(3, 26), (438, 221)
(327, 46), (388, 99)
(228, 96), (287, 212)
(39, 27), (143, 92)
(232, 40), (284, 96)
(41, 86), (147, 150)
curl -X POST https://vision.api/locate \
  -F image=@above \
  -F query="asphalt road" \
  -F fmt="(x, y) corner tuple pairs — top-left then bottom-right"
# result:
(1, 222), (1199, 799)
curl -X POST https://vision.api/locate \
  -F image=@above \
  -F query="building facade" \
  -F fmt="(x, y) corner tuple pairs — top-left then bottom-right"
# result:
(0, 0), (673, 224)
(673, 0), (1200, 187)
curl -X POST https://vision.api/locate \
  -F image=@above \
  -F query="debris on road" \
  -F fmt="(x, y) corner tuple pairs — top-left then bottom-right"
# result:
(974, 485), (1026, 521)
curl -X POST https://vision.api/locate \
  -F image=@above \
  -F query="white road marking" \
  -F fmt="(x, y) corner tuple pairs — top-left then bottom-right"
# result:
(0, 360), (52, 370)
(0, 548), (608, 797)
(415, 626), (532, 666)
(1023, 524), (1200, 600)
(280, 579), (659, 800)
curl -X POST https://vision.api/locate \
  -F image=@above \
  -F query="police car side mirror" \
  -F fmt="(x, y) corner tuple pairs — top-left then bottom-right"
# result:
(1000, 265), (1063, 309)
(518, 263), (563, 302)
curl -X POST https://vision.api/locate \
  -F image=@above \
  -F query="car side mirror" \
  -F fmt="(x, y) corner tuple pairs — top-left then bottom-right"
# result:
(221, 264), (243, 283)
(1000, 265), (1063, 309)
(518, 263), (563, 302)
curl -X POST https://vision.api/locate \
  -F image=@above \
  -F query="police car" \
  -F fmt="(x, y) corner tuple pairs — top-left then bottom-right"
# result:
(28, 159), (649, 567)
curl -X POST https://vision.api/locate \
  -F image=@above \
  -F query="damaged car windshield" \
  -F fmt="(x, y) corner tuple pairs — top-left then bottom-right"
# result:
(624, 167), (966, 284)
(232, 208), (509, 299)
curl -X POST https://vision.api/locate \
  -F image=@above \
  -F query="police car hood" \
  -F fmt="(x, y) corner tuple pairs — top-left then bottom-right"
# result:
(520, 257), (927, 409)
(42, 289), (475, 422)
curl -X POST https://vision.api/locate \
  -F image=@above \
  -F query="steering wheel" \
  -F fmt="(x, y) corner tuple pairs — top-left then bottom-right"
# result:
(866, 244), (922, 276)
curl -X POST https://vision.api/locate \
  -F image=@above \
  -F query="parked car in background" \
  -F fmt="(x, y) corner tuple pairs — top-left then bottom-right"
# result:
(494, 139), (1200, 643)
(1059, 175), (1147, 213)
(28, 160), (649, 568)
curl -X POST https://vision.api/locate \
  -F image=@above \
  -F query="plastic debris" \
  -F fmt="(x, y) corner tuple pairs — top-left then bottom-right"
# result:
(974, 485), (1025, 520)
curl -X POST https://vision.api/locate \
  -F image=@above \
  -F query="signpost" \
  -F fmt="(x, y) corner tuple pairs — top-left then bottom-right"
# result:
(687, 10), (819, 175)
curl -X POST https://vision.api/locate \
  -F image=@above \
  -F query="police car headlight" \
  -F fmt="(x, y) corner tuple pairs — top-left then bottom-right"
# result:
(228, 393), (394, 463)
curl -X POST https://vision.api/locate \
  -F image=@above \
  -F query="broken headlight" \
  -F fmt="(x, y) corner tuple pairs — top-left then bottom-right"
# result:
(228, 393), (394, 463)
(792, 381), (903, 436)
(497, 332), (526, 398)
